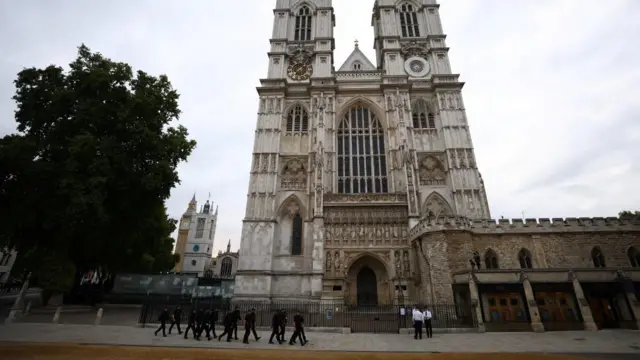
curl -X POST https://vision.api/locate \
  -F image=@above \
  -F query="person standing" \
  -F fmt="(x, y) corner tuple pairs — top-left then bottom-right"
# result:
(154, 307), (170, 337)
(183, 309), (197, 339)
(168, 305), (182, 335)
(232, 306), (241, 340)
(412, 306), (424, 340)
(423, 307), (433, 339)
(268, 310), (283, 344)
(288, 311), (306, 346)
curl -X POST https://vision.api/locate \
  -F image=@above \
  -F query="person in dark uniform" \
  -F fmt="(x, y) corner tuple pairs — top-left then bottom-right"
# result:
(194, 308), (205, 340)
(278, 309), (287, 342)
(288, 311), (306, 346)
(242, 308), (260, 344)
(268, 310), (283, 344)
(218, 310), (234, 342)
(199, 310), (212, 340)
(204, 308), (218, 340)
(232, 306), (241, 340)
(183, 309), (197, 339)
(168, 305), (182, 335)
(154, 307), (170, 337)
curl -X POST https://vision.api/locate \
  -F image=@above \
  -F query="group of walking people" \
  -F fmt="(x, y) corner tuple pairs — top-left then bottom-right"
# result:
(153, 305), (308, 346)
(411, 306), (433, 339)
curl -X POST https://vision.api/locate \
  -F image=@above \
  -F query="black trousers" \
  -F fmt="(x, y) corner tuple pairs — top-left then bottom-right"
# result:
(424, 319), (433, 338)
(242, 324), (259, 342)
(269, 326), (282, 343)
(168, 320), (181, 334)
(154, 321), (167, 336)
(413, 320), (423, 339)
(218, 325), (233, 341)
(232, 322), (239, 339)
(289, 326), (304, 345)
(205, 322), (217, 338)
(279, 324), (286, 340)
(184, 323), (197, 339)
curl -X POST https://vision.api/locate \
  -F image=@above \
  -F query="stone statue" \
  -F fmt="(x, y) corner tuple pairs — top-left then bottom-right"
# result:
(403, 251), (410, 275)
(334, 252), (341, 271)
(315, 141), (324, 168)
(326, 252), (332, 272)
(395, 251), (401, 271)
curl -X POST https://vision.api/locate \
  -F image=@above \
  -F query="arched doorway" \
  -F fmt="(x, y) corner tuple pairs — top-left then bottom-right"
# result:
(357, 266), (378, 306)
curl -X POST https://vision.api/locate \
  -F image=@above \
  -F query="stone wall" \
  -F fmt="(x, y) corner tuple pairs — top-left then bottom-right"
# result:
(412, 216), (640, 304)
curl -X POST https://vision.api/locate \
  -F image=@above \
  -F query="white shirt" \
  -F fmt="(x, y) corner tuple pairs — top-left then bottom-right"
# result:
(423, 310), (432, 320)
(412, 309), (424, 322)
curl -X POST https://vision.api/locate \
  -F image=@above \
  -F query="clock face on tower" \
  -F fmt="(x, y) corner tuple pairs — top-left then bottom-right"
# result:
(404, 56), (430, 78)
(287, 61), (313, 81)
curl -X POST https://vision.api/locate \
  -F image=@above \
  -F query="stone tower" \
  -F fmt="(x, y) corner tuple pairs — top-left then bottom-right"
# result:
(174, 194), (218, 276)
(234, 0), (490, 305)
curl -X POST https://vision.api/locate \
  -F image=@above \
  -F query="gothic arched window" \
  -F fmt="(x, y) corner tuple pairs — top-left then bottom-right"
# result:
(627, 247), (640, 268)
(204, 269), (213, 278)
(399, 3), (420, 38)
(294, 6), (312, 41)
(285, 104), (309, 135)
(337, 105), (388, 194)
(484, 249), (499, 269)
(220, 257), (233, 277)
(412, 100), (435, 129)
(291, 214), (303, 255)
(518, 248), (533, 269)
(591, 247), (606, 268)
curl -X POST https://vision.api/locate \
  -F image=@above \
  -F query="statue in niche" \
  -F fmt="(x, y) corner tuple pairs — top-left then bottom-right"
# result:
(403, 251), (410, 275)
(315, 141), (324, 169)
(419, 156), (446, 186)
(281, 159), (306, 190)
(394, 251), (401, 272)
(334, 252), (340, 272)
(326, 252), (332, 273)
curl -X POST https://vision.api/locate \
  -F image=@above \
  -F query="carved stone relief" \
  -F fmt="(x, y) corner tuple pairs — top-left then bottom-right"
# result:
(422, 192), (454, 219)
(280, 158), (307, 190)
(400, 41), (428, 59)
(403, 251), (410, 276)
(325, 251), (332, 274)
(324, 207), (409, 247)
(419, 154), (447, 186)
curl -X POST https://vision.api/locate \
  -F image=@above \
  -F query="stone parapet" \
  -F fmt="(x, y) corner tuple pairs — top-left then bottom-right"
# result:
(409, 216), (640, 241)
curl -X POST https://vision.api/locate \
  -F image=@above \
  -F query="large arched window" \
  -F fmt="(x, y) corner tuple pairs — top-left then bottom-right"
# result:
(220, 257), (233, 277)
(399, 3), (420, 38)
(294, 6), (312, 41)
(591, 247), (606, 268)
(518, 248), (533, 269)
(291, 214), (303, 255)
(337, 105), (388, 194)
(285, 104), (309, 135)
(484, 249), (499, 269)
(412, 100), (435, 129)
(627, 247), (640, 268)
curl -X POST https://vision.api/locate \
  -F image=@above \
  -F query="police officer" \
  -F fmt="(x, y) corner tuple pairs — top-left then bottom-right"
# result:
(199, 310), (212, 340)
(154, 307), (170, 337)
(168, 305), (182, 335)
(194, 308), (206, 340)
(204, 308), (218, 340)
(268, 310), (283, 344)
(217, 310), (235, 342)
(231, 306), (241, 340)
(242, 308), (260, 344)
(278, 309), (288, 342)
(183, 309), (197, 339)
(288, 311), (306, 346)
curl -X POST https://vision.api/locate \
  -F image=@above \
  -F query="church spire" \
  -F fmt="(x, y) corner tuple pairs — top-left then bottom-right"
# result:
(227, 239), (231, 253)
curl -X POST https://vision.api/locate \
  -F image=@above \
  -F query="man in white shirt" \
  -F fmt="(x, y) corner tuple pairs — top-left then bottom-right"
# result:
(423, 308), (433, 338)
(411, 307), (424, 339)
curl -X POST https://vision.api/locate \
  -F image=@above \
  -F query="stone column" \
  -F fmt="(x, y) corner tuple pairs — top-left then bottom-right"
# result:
(521, 276), (544, 332)
(570, 272), (598, 331)
(468, 273), (485, 332)
(621, 277), (640, 329)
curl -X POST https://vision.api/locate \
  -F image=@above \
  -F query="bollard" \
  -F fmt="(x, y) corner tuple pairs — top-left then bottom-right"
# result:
(94, 308), (103, 326)
(25, 300), (32, 315)
(52, 307), (61, 324)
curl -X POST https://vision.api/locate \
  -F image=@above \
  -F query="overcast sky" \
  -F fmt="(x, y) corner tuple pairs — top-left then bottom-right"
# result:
(1, 0), (639, 254)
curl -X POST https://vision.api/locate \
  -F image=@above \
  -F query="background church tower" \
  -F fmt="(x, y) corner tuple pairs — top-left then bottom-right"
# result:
(234, 0), (335, 301)
(174, 194), (218, 276)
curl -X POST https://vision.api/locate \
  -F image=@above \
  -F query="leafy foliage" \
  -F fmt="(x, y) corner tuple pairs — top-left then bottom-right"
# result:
(0, 44), (196, 289)
(619, 210), (640, 220)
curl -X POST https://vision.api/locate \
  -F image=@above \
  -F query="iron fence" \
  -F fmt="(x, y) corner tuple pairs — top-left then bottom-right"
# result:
(140, 296), (477, 333)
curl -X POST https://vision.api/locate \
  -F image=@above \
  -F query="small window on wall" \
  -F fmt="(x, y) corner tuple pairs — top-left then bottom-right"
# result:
(191, 260), (197, 266)
(591, 247), (606, 268)
(628, 247), (640, 268)
(352, 62), (362, 71)
(484, 249), (499, 269)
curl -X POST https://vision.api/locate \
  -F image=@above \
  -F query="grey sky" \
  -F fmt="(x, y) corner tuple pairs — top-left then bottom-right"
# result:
(1, 0), (639, 254)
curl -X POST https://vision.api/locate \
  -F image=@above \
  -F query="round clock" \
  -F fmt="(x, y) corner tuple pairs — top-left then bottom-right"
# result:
(404, 56), (430, 78)
(181, 221), (189, 229)
(193, 245), (200, 252)
(287, 62), (313, 81)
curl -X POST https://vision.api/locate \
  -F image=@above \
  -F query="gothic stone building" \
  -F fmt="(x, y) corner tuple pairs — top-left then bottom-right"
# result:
(234, 0), (640, 332)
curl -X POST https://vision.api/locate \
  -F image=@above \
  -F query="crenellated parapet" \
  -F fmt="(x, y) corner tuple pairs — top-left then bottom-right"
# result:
(408, 216), (640, 242)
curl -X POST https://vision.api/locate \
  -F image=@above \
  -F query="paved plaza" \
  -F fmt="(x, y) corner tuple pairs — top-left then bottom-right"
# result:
(0, 323), (639, 355)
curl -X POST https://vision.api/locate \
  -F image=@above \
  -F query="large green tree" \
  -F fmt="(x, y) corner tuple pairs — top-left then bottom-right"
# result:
(619, 210), (640, 220)
(0, 45), (195, 290)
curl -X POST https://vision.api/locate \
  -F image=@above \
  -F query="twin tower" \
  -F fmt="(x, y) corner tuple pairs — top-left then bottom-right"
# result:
(234, 0), (489, 305)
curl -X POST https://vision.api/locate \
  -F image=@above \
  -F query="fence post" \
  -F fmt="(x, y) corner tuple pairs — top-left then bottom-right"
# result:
(94, 308), (103, 326)
(52, 307), (62, 324)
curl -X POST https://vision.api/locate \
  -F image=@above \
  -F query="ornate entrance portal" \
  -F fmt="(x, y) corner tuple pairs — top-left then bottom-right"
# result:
(357, 267), (378, 306)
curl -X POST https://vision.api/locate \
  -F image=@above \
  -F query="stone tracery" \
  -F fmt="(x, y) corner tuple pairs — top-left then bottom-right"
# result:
(418, 154), (447, 186)
(422, 191), (453, 219)
(280, 158), (307, 190)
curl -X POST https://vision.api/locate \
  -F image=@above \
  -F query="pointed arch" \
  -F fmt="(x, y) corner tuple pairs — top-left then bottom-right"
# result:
(412, 99), (436, 129)
(421, 191), (453, 219)
(398, 1), (420, 37)
(293, 3), (313, 41)
(220, 257), (233, 277)
(336, 102), (388, 194)
(291, 0), (317, 13)
(628, 246), (640, 268)
(276, 194), (306, 220)
(284, 103), (309, 135)
(591, 246), (606, 268)
(484, 249), (499, 269)
(518, 248), (533, 269)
